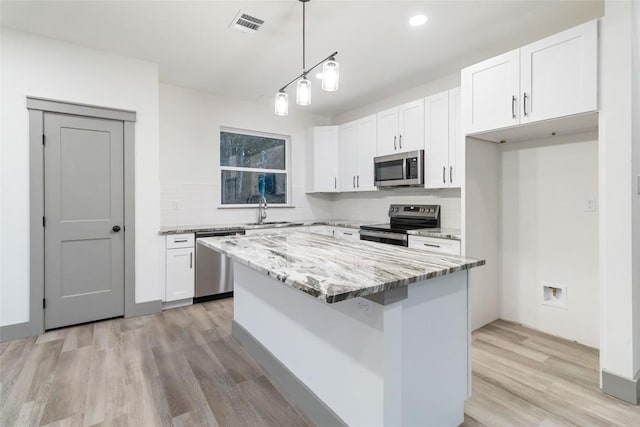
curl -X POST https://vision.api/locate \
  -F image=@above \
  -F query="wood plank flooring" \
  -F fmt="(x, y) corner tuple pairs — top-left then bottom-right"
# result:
(2, 300), (639, 426)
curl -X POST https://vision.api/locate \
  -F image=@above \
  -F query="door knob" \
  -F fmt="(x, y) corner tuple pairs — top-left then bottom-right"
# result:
(112, 225), (121, 232)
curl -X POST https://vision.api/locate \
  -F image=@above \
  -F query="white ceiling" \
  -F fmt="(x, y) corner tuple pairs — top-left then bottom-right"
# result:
(0, 0), (603, 117)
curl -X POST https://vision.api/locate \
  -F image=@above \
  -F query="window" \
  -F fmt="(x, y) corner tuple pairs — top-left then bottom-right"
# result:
(220, 128), (289, 206)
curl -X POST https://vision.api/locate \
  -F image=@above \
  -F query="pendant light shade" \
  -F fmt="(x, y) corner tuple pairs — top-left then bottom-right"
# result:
(274, 91), (289, 116)
(321, 59), (340, 92)
(296, 78), (311, 106)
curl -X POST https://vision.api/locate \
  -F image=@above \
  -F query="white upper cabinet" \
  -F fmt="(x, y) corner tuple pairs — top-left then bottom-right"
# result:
(308, 126), (339, 192)
(338, 121), (358, 192)
(424, 88), (463, 189)
(461, 19), (597, 136)
(448, 88), (463, 188)
(339, 116), (377, 192)
(520, 20), (597, 124)
(356, 115), (378, 191)
(377, 100), (424, 155)
(425, 91), (450, 188)
(461, 49), (520, 135)
(377, 107), (399, 155)
(398, 100), (425, 152)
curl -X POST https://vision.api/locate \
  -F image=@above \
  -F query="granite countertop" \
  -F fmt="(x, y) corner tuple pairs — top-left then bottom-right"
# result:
(199, 230), (484, 304)
(159, 219), (366, 235)
(407, 228), (462, 240)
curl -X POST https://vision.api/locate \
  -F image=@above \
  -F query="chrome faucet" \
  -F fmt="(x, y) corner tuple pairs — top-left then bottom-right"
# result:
(258, 196), (268, 225)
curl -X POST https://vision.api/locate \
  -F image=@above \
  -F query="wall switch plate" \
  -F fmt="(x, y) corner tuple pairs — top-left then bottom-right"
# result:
(584, 198), (596, 212)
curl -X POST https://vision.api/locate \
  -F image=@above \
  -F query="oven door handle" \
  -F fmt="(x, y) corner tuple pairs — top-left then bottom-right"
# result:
(359, 230), (408, 242)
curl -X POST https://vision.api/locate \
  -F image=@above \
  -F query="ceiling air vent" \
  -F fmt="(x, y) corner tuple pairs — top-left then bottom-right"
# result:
(229, 10), (264, 33)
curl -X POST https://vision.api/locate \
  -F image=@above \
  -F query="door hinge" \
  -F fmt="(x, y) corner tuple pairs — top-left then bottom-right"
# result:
(43, 216), (46, 227)
(43, 298), (46, 309)
(42, 134), (45, 146)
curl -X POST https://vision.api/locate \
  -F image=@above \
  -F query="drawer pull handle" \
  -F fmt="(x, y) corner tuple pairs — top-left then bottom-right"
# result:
(174, 239), (188, 243)
(343, 232), (353, 236)
(423, 243), (440, 248)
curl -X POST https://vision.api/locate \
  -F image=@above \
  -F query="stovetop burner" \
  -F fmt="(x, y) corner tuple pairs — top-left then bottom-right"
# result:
(359, 204), (441, 246)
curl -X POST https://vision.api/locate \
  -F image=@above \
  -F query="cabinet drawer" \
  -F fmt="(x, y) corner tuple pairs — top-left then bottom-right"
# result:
(408, 236), (461, 255)
(335, 227), (359, 240)
(166, 233), (194, 249)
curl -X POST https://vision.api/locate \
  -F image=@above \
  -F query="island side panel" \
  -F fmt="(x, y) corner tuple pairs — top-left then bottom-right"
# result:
(232, 262), (385, 427)
(399, 270), (469, 426)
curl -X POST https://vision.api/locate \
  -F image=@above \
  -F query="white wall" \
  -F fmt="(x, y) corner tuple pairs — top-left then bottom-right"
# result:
(332, 189), (461, 229)
(0, 29), (162, 327)
(632, 0), (640, 377)
(500, 132), (599, 348)
(599, 0), (639, 380)
(159, 83), (333, 226)
(464, 138), (500, 330)
(332, 73), (460, 125)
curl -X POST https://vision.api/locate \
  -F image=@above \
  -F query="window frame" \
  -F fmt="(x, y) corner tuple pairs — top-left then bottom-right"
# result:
(219, 126), (292, 208)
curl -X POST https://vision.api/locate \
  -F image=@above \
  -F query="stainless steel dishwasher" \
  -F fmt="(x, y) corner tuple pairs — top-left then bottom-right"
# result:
(194, 229), (245, 303)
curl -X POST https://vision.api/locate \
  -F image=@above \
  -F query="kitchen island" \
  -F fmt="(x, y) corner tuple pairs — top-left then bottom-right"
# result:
(200, 231), (484, 427)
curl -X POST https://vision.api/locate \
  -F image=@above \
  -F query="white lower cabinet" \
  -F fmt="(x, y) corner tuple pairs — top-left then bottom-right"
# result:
(165, 234), (195, 302)
(334, 227), (360, 241)
(408, 236), (461, 256)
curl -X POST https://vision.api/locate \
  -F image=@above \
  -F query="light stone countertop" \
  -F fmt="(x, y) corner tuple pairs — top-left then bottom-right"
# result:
(159, 220), (367, 235)
(407, 228), (462, 240)
(198, 230), (484, 304)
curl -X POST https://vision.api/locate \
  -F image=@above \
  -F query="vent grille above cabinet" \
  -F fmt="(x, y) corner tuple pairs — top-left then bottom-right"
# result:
(230, 11), (264, 33)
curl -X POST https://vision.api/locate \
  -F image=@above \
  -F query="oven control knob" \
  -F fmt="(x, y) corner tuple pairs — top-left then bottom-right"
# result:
(420, 208), (425, 213)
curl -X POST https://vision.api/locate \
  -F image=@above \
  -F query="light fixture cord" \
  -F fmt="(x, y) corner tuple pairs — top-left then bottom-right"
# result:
(302, 0), (306, 73)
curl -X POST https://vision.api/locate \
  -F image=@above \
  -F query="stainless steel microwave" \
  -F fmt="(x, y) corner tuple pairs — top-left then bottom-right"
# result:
(374, 150), (424, 187)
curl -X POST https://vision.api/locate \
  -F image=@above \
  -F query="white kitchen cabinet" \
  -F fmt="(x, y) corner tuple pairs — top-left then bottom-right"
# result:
(165, 234), (194, 302)
(461, 20), (597, 136)
(377, 100), (424, 155)
(376, 107), (399, 156)
(355, 115), (378, 191)
(339, 121), (358, 192)
(307, 126), (339, 192)
(425, 88), (463, 189)
(398, 100), (425, 152)
(334, 227), (360, 241)
(461, 49), (520, 135)
(408, 236), (461, 256)
(339, 115), (378, 192)
(519, 20), (597, 124)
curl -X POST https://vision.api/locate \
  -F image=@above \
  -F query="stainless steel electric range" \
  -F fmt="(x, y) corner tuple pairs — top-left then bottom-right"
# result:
(360, 204), (441, 247)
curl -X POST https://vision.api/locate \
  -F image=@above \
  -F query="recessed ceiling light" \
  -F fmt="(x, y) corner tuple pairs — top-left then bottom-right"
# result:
(315, 72), (324, 79)
(409, 14), (428, 27)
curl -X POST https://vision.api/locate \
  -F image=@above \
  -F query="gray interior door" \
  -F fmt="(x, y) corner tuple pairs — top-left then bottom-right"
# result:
(44, 113), (125, 329)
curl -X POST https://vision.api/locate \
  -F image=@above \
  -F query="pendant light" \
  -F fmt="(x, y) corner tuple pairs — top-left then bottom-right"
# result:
(274, 91), (289, 116)
(274, 0), (340, 115)
(321, 57), (340, 92)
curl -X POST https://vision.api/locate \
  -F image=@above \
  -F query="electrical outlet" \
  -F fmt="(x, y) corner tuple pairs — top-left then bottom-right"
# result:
(171, 201), (179, 210)
(584, 198), (596, 212)
(357, 299), (373, 318)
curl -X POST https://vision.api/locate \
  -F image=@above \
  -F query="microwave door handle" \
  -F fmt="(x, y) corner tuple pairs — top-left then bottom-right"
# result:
(403, 158), (408, 181)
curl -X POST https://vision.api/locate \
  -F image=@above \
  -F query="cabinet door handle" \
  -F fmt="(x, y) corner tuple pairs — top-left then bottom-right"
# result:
(394, 135), (397, 150)
(511, 95), (516, 119)
(443, 166), (446, 184)
(357, 175), (360, 188)
(353, 176), (356, 188)
(334, 177), (337, 189)
(423, 243), (440, 248)
(523, 92), (528, 117)
(450, 166), (453, 183)
(190, 252), (193, 268)
(174, 239), (188, 243)
(399, 134), (402, 149)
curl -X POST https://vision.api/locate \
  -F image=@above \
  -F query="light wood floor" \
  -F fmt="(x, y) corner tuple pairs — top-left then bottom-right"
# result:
(1, 300), (639, 427)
